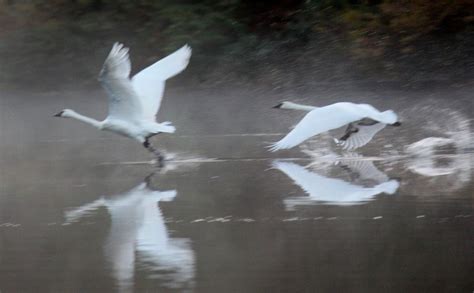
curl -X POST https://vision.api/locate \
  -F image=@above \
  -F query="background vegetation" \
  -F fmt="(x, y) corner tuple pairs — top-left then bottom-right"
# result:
(0, 0), (473, 86)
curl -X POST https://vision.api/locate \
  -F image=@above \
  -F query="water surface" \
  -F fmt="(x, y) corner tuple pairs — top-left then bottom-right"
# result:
(0, 85), (472, 292)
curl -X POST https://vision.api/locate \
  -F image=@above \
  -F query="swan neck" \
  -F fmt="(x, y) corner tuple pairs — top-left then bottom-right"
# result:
(286, 103), (317, 111)
(67, 111), (102, 128)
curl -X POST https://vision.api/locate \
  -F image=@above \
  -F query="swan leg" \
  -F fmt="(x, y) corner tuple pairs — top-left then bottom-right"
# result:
(339, 123), (359, 141)
(143, 139), (164, 168)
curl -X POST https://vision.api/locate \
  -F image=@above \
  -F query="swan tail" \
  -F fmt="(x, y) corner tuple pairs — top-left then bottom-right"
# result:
(158, 123), (176, 133)
(151, 122), (176, 133)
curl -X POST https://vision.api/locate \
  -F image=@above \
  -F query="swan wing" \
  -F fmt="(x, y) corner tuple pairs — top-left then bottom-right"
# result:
(132, 45), (192, 121)
(273, 161), (360, 201)
(269, 105), (361, 151)
(336, 121), (387, 150)
(99, 42), (144, 121)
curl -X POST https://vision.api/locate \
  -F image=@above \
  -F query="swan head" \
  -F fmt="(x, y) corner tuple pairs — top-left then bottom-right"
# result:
(53, 109), (75, 118)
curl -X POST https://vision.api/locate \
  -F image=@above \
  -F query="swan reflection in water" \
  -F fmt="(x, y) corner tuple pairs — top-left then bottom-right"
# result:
(64, 175), (194, 292)
(273, 160), (399, 210)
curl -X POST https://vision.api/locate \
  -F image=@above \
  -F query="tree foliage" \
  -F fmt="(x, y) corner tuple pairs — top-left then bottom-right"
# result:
(1, 0), (472, 82)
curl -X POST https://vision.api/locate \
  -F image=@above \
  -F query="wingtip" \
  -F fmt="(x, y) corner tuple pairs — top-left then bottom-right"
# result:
(182, 44), (192, 56)
(111, 42), (122, 52)
(266, 143), (281, 152)
(110, 42), (128, 53)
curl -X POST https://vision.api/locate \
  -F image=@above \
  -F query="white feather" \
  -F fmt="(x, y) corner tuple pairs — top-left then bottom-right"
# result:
(99, 42), (144, 122)
(132, 45), (192, 121)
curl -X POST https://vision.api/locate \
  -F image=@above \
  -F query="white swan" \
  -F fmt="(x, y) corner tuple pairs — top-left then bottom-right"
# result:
(273, 160), (399, 209)
(64, 176), (195, 292)
(54, 42), (192, 164)
(270, 101), (401, 151)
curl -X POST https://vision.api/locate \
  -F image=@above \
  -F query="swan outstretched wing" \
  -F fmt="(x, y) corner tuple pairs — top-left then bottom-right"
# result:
(99, 43), (144, 121)
(269, 105), (360, 151)
(335, 121), (386, 150)
(132, 45), (192, 121)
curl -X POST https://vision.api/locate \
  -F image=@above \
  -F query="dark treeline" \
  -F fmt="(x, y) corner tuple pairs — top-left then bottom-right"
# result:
(1, 0), (473, 84)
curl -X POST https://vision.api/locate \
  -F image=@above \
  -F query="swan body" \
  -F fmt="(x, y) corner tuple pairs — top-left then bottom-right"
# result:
(54, 43), (192, 161)
(270, 101), (400, 151)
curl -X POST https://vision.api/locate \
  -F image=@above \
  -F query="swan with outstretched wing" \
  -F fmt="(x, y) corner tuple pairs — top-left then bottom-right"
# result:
(54, 43), (192, 165)
(271, 101), (400, 151)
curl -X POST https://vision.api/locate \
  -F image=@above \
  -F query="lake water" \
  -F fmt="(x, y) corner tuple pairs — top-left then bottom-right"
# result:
(0, 83), (472, 292)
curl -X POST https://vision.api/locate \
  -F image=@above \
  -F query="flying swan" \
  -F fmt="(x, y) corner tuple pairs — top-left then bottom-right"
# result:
(54, 42), (192, 164)
(270, 101), (401, 151)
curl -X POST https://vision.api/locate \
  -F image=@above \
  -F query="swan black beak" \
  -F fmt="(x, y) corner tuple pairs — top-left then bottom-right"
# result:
(391, 122), (401, 126)
(53, 111), (64, 117)
(273, 103), (283, 109)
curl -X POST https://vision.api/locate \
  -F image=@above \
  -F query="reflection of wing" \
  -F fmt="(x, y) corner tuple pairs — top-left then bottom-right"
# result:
(136, 190), (176, 251)
(335, 121), (386, 150)
(274, 161), (398, 209)
(64, 198), (106, 224)
(105, 201), (142, 293)
(137, 191), (194, 288)
(338, 155), (389, 183)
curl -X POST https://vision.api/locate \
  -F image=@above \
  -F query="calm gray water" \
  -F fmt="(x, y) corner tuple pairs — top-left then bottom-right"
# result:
(0, 83), (472, 292)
